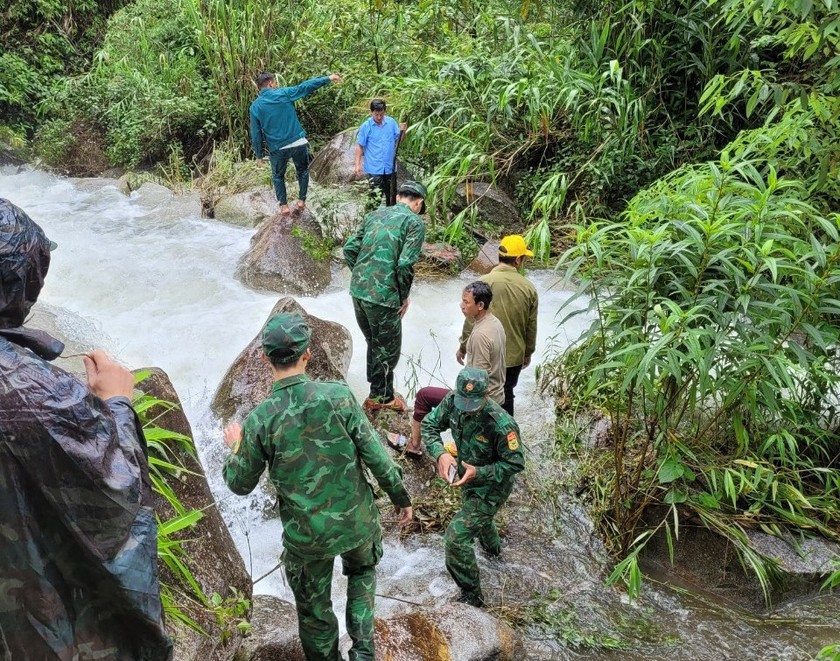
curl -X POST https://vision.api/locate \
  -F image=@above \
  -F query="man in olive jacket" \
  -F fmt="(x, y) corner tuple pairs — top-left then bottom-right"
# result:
(458, 234), (538, 415)
(343, 181), (427, 411)
(223, 313), (412, 661)
(421, 367), (524, 607)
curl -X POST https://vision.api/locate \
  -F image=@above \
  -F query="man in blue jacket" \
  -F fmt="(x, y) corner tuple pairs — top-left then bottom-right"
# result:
(250, 72), (341, 215)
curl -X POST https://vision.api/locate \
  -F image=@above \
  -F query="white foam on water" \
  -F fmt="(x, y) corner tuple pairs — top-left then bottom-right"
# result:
(0, 166), (591, 629)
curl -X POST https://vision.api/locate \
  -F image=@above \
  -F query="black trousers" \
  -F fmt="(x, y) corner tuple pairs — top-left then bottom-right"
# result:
(367, 173), (395, 207)
(503, 364), (523, 416)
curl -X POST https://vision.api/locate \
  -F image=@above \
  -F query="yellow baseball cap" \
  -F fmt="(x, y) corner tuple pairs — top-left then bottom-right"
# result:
(499, 235), (534, 258)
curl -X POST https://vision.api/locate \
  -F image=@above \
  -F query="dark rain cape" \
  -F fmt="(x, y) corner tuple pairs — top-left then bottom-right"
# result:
(0, 198), (172, 660)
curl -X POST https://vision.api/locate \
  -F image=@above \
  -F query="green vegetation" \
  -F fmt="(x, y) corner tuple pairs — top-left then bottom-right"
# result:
(133, 371), (250, 636)
(3, 0), (838, 614)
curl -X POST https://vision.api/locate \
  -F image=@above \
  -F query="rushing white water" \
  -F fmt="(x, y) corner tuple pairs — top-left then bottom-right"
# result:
(0, 166), (591, 627)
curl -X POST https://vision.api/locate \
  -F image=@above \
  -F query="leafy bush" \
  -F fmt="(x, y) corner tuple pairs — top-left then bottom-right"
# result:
(548, 127), (840, 601)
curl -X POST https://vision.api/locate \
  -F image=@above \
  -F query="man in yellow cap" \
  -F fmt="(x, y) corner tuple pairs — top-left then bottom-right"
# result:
(458, 234), (538, 415)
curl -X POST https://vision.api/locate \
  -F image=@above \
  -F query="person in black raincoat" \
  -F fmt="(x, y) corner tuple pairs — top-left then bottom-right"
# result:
(0, 198), (172, 660)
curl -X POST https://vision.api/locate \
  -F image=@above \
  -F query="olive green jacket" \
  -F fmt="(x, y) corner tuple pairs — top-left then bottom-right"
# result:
(459, 264), (538, 367)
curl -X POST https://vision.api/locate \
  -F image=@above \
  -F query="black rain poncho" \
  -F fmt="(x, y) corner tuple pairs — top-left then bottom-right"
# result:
(0, 198), (172, 660)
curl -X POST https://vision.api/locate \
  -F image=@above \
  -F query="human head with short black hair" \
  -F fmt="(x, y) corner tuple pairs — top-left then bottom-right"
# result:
(370, 99), (387, 112)
(463, 281), (492, 311)
(396, 181), (428, 216)
(256, 72), (276, 90)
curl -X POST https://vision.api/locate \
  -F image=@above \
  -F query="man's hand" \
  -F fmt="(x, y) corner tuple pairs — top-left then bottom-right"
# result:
(395, 505), (414, 526)
(523, 354), (532, 368)
(223, 423), (243, 450)
(437, 453), (457, 482)
(328, 73), (342, 83)
(399, 122), (408, 132)
(83, 350), (134, 400)
(354, 164), (363, 178)
(452, 461), (477, 487)
(455, 348), (465, 365)
(398, 298), (410, 319)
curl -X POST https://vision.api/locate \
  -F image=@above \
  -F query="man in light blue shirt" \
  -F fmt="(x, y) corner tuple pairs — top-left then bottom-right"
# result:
(354, 99), (406, 206)
(250, 71), (341, 215)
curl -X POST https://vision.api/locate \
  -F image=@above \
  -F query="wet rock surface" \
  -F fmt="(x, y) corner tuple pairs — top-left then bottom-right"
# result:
(467, 240), (501, 275)
(136, 368), (252, 661)
(420, 241), (463, 275)
(234, 595), (304, 661)
(451, 182), (523, 234)
(235, 209), (331, 295)
(310, 129), (412, 187)
(211, 297), (353, 423)
(214, 189), (278, 227)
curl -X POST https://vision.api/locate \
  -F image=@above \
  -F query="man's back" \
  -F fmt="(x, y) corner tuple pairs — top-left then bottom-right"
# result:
(466, 313), (506, 404)
(344, 203), (425, 308)
(480, 264), (538, 367)
(224, 374), (408, 559)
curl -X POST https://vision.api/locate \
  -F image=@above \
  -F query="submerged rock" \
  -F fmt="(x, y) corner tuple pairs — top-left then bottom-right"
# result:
(211, 297), (353, 423)
(235, 209), (331, 296)
(135, 367), (252, 661)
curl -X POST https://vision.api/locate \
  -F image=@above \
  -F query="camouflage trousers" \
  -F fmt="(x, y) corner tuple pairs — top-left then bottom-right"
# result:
(352, 298), (402, 401)
(283, 533), (383, 661)
(444, 493), (502, 604)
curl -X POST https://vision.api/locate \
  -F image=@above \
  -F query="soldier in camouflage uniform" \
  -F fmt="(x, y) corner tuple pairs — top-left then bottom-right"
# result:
(0, 199), (171, 660)
(343, 181), (427, 411)
(222, 313), (413, 661)
(421, 367), (524, 607)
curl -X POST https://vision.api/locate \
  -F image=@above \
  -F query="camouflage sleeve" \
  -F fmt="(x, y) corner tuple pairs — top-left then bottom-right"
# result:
(396, 216), (425, 302)
(223, 414), (269, 496)
(345, 399), (411, 508)
(458, 316), (474, 354)
(474, 420), (525, 487)
(343, 215), (366, 270)
(421, 393), (453, 461)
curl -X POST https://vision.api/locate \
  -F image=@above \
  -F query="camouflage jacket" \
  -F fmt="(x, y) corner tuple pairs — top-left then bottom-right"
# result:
(0, 334), (171, 661)
(224, 374), (411, 559)
(421, 393), (525, 507)
(343, 202), (425, 309)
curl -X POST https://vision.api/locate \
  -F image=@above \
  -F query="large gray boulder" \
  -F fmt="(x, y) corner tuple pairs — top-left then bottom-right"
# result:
(211, 297), (353, 423)
(235, 209), (331, 295)
(467, 240), (501, 275)
(310, 129), (412, 187)
(214, 189), (277, 228)
(135, 367), (252, 661)
(451, 182), (523, 234)
(233, 595), (304, 661)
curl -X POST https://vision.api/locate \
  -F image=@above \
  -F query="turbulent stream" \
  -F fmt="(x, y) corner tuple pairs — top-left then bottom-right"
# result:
(2, 166), (837, 660)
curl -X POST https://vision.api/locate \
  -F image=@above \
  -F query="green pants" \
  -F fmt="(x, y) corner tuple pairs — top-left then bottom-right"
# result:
(284, 534), (383, 661)
(444, 493), (502, 604)
(352, 298), (402, 401)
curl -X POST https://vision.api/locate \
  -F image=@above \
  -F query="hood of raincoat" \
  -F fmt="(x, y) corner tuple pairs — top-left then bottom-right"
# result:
(0, 197), (51, 329)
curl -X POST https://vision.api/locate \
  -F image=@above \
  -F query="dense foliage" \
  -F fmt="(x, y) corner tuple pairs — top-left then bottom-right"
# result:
(547, 0), (840, 600)
(3, 0), (838, 605)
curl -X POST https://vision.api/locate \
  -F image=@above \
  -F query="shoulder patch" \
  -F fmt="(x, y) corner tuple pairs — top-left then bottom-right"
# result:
(506, 430), (519, 451)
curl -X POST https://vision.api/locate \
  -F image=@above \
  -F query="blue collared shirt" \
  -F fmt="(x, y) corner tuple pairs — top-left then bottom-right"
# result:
(357, 115), (401, 175)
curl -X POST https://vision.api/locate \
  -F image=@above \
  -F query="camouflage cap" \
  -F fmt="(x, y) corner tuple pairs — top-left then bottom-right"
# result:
(397, 181), (428, 199)
(262, 313), (311, 364)
(454, 367), (489, 412)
